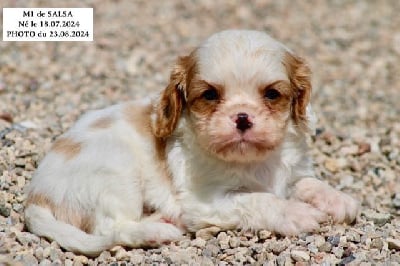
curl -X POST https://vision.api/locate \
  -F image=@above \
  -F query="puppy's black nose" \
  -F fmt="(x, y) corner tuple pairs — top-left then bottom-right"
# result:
(236, 112), (253, 132)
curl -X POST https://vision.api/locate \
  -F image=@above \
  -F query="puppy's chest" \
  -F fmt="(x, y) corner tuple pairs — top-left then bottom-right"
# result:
(178, 160), (278, 200)
(166, 139), (286, 201)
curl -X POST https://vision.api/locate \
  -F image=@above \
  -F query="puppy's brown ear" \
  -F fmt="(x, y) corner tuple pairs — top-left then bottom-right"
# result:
(284, 52), (312, 131)
(152, 55), (195, 138)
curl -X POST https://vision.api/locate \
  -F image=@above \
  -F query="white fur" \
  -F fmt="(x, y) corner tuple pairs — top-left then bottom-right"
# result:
(25, 30), (359, 256)
(197, 30), (289, 88)
(26, 100), (183, 256)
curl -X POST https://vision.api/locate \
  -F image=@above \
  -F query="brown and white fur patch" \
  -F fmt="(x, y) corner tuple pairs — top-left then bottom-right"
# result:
(25, 30), (359, 256)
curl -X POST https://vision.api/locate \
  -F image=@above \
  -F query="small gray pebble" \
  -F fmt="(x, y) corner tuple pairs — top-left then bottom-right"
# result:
(251, 243), (264, 254)
(19, 253), (39, 265)
(387, 238), (400, 250)
(391, 253), (400, 263)
(319, 242), (332, 252)
(178, 239), (191, 248)
(39, 258), (52, 266)
(305, 235), (315, 244)
(98, 250), (112, 262)
(64, 259), (73, 266)
(12, 203), (24, 213)
(362, 209), (391, 225)
(392, 193), (400, 208)
(307, 243), (318, 254)
(49, 248), (61, 262)
(203, 243), (220, 257)
(327, 235), (340, 246)
(276, 254), (292, 265)
(229, 237), (240, 248)
(347, 231), (361, 243)
(191, 237), (206, 248)
(43, 247), (51, 258)
(314, 235), (326, 247)
(291, 250), (310, 262)
(370, 238), (384, 250)
(34, 247), (44, 260)
(258, 230), (272, 240)
(130, 254), (144, 264)
(16, 232), (40, 246)
(339, 254), (356, 265)
(0, 204), (10, 217)
(265, 239), (290, 254)
(217, 232), (230, 250)
(333, 246), (344, 258)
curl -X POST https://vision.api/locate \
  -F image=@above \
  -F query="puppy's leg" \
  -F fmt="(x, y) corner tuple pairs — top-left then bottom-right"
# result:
(114, 221), (183, 247)
(183, 192), (327, 236)
(292, 177), (359, 223)
(93, 194), (183, 247)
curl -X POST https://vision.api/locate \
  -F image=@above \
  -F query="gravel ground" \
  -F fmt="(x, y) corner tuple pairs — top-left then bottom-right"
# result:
(1, 0), (400, 265)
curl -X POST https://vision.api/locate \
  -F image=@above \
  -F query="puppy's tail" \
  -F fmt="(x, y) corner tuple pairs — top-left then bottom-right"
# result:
(24, 204), (113, 256)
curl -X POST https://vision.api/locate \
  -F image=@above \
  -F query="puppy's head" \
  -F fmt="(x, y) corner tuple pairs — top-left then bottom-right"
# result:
(153, 30), (312, 163)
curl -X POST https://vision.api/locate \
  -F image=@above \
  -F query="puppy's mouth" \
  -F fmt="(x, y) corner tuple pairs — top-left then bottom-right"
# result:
(210, 132), (274, 157)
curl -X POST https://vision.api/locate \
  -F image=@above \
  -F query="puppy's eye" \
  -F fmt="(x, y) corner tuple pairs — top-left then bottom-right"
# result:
(264, 88), (281, 100)
(202, 87), (219, 101)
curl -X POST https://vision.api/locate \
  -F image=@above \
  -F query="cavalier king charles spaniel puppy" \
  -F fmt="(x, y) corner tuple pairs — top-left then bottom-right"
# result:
(25, 30), (359, 256)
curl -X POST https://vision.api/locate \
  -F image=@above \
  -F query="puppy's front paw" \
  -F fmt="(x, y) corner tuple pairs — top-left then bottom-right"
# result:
(273, 201), (327, 236)
(294, 178), (359, 223)
(143, 222), (184, 246)
(118, 221), (184, 247)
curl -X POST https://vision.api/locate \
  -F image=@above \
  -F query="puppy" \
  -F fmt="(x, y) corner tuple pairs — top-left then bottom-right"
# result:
(25, 30), (359, 256)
